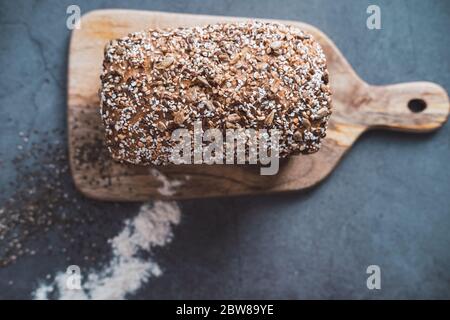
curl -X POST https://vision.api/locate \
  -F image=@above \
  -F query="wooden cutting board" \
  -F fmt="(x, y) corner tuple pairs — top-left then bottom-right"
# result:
(68, 9), (449, 201)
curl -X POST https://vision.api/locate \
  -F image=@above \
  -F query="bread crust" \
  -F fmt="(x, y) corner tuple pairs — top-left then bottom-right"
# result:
(100, 21), (332, 165)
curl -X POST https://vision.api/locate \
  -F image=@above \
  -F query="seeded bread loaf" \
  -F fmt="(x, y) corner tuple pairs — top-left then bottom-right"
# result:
(100, 22), (332, 165)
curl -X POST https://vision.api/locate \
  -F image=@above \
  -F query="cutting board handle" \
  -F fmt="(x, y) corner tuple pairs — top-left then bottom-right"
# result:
(363, 81), (449, 132)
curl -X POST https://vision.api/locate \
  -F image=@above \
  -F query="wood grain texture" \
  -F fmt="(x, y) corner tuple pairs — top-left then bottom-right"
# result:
(67, 10), (450, 201)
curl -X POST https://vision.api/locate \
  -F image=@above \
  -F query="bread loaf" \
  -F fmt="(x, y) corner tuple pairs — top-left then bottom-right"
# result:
(100, 22), (332, 165)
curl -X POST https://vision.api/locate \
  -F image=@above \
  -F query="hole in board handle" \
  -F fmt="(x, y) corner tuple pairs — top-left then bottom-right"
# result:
(408, 99), (427, 113)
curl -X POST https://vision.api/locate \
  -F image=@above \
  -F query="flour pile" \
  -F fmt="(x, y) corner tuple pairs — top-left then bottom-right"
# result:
(32, 201), (181, 300)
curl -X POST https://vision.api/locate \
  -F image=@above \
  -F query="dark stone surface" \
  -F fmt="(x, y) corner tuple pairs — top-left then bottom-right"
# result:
(0, 0), (449, 299)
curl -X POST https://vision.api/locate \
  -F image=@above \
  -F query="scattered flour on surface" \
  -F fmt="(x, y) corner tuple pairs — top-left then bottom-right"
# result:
(150, 169), (183, 196)
(32, 201), (181, 300)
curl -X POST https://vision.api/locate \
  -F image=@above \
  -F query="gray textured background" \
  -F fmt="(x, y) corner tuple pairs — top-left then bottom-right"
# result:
(0, 0), (449, 299)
